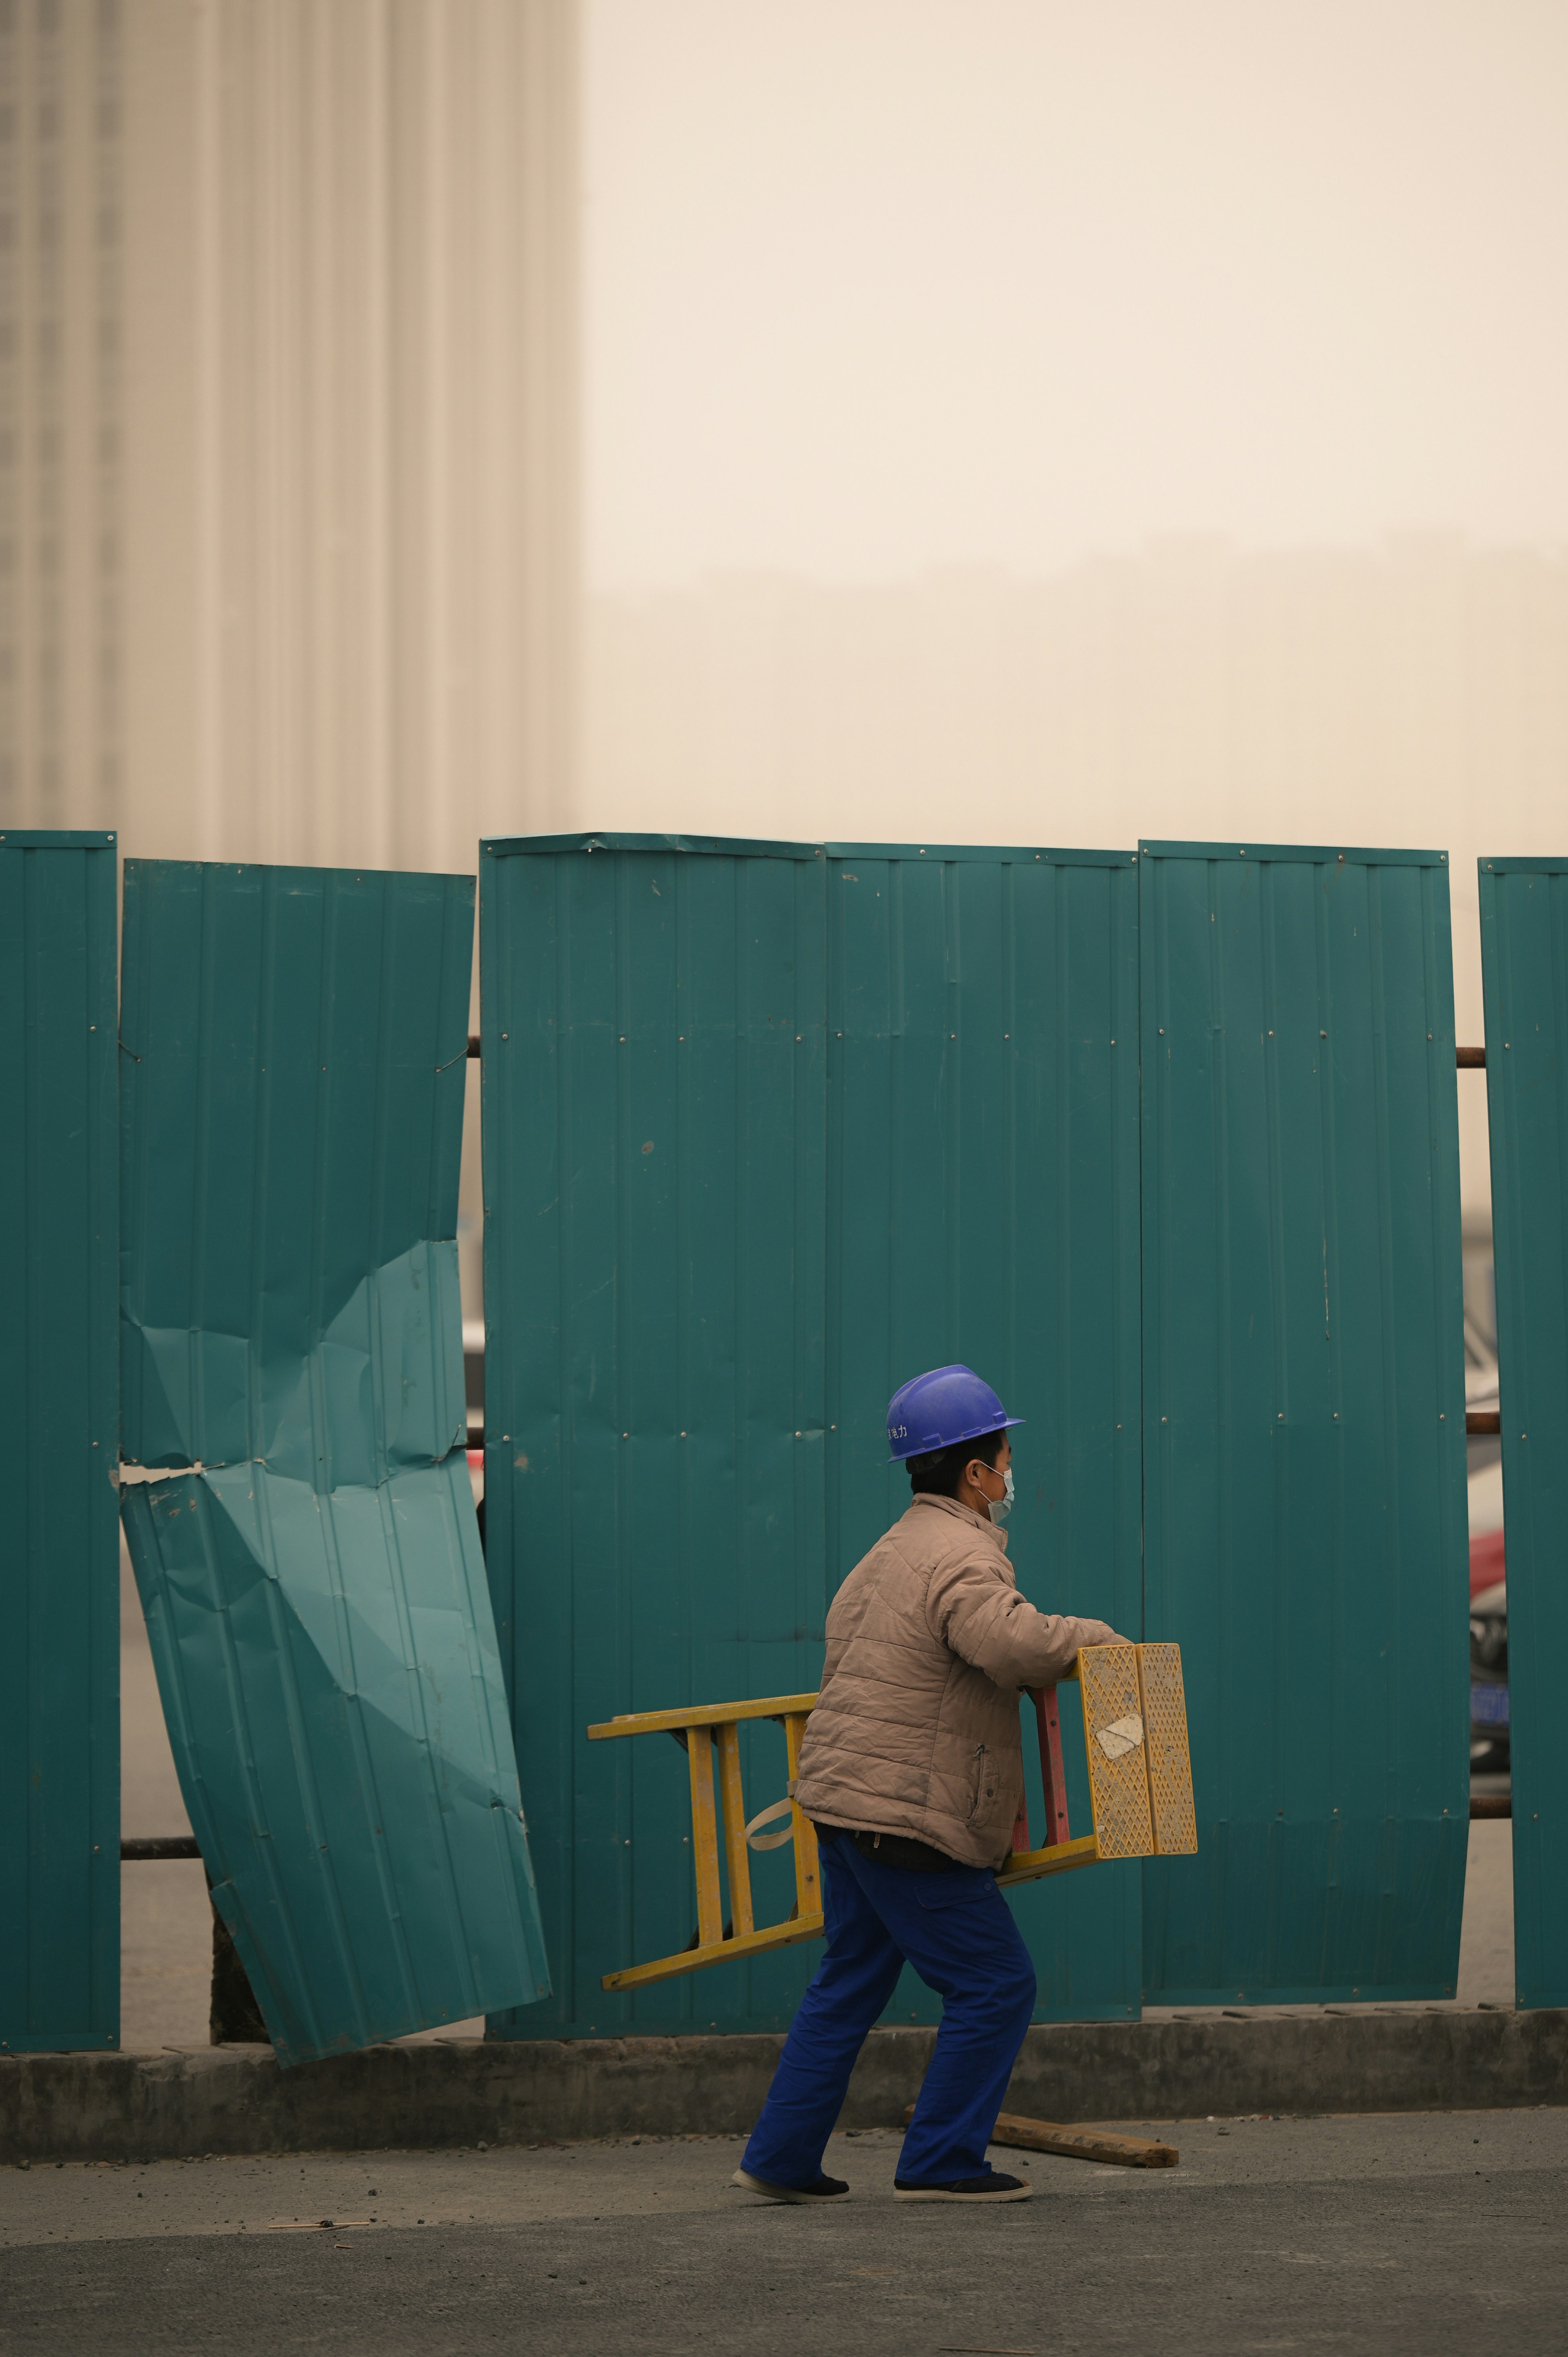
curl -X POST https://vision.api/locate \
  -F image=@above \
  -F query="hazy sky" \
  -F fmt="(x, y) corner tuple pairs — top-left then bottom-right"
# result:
(586, 0), (1568, 587)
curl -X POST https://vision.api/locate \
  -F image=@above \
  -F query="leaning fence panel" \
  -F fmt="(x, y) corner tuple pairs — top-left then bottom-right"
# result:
(118, 858), (549, 2068)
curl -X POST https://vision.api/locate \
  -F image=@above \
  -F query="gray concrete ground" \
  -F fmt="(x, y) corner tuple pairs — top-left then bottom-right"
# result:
(4, 2111), (1565, 2354)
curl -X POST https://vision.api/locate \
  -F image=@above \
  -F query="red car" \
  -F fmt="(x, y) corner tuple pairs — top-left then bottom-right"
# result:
(1468, 1460), (1507, 1776)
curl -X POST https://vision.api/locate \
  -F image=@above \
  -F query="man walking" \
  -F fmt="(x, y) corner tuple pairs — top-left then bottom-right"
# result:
(733, 1365), (1122, 2205)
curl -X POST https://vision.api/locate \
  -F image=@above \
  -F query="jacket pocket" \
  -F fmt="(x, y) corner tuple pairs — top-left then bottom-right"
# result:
(965, 1743), (993, 1822)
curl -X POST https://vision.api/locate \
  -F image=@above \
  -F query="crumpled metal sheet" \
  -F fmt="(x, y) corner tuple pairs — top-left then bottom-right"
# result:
(118, 858), (549, 2066)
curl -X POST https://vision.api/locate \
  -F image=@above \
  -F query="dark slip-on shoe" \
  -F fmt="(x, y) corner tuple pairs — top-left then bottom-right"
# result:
(731, 2168), (850, 2203)
(894, 2170), (1033, 2202)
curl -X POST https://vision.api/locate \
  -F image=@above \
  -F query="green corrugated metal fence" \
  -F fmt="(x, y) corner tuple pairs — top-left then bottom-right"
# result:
(0, 831), (119, 2054)
(481, 836), (830, 2037)
(482, 834), (1145, 2038)
(824, 845), (1143, 2022)
(1139, 842), (1469, 2003)
(118, 860), (549, 2067)
(5, 827), (1487, 2048)
(1478, 857), (1568, 2008)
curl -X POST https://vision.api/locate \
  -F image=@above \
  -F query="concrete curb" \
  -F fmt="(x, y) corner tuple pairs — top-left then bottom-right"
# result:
(3, 2012), (1565, 2163)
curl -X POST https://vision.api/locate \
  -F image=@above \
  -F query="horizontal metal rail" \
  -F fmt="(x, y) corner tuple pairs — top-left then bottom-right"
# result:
(469, 1418), (1502, 1446)
(468, 1040), (1487, 1067)
(120, 1836), (201, 1861)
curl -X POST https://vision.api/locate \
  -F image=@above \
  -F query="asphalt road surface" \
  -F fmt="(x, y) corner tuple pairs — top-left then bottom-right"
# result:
(3, 2111), (1564, 2356)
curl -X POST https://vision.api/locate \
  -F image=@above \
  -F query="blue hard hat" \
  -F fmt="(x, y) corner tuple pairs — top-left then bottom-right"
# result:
(885, 1365), (1023, 1463)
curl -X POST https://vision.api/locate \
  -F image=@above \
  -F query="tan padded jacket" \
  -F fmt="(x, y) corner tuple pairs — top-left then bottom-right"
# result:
(793, 1493), (1119, 1870)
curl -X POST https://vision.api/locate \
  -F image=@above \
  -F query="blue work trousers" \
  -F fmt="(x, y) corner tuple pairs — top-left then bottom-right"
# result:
(741, 1828), (1036, 2190)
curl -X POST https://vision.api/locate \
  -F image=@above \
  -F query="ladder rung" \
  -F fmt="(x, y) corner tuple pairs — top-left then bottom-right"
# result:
(587, 1692), (820, 1740)
(996, 1832), (1100, 1886)
(602, 1912), (827, 1992)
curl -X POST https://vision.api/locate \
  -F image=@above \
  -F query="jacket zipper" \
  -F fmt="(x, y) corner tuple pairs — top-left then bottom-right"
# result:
(967, 1743), (988, 1820)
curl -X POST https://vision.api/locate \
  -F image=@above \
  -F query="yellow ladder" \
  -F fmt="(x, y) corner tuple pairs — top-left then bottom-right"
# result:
(586, 1694), (824, 1993)
(587, 1642), (1194, 1991)
(1001, 1640), (1197, 1884)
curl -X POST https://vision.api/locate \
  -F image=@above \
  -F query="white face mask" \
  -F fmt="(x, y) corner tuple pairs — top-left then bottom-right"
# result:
(985, 1466), (1015, 1525)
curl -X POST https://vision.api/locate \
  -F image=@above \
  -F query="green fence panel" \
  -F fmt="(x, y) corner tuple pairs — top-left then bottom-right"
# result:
(482, 835), (829, 2037)
(0, 831), (119, 2055)
(1478, 857), (1568, 2008)
(483, 833), (1143, 2038)
(1140, 842), (1469, 2003)
(825, 845), (1144, 2024)
(118, 859), (548, 2068)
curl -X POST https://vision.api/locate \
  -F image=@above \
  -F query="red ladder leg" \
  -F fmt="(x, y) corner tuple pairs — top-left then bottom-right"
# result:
(1029, 1685), (1071, 1847)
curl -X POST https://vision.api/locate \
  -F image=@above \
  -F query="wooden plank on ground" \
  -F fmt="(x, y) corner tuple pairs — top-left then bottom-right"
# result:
(904, 2105), (1178, 2167)
(992, 2110), (1178, 2167)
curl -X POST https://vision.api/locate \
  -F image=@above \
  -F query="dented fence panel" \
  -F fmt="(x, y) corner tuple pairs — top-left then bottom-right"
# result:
(118, 860), (549, 2067)
(0, 832), (120, 2055)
